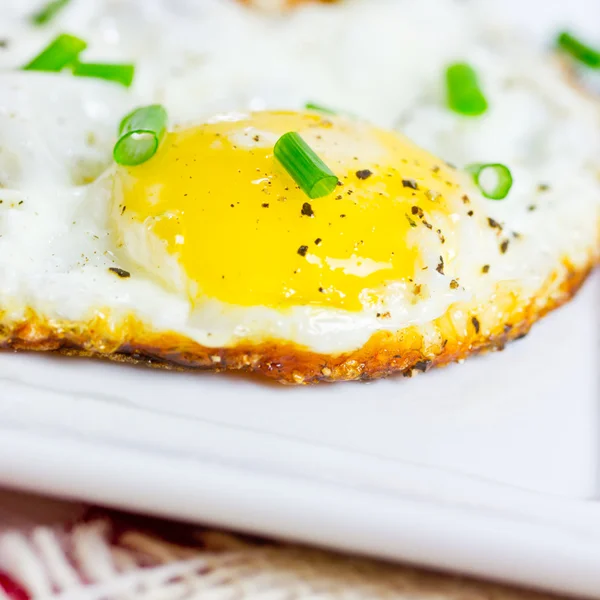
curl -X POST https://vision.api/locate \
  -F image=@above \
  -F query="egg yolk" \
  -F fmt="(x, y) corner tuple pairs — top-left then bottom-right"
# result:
(114, 111), (460, 311)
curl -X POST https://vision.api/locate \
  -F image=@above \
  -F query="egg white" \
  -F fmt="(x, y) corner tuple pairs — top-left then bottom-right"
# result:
(0, 0), (598, 356)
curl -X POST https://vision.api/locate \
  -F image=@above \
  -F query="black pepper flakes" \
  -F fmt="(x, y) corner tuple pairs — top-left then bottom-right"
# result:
(355, 169), (373, 180)
(500, 239), (510, 254)
(261, 203), (269, 208)
(462, 195), (470, 204)
(411, 205), (424, 218)
(314, 238), (322, 246)
(402, 179), (418, 190)
(297, 245), (308, 257)
(471, 316), (480, 334)
(340, 214), (346, 218)
(405, 214), (417, 228)
(449, 279), (459, 289)
(487, 217), (502, 230)
(301, 202), (314, 217)
(467, 210), (474, 217)
(482, 264), (490, 274)
(109, 267), (130, 278)
(436, 256), (444, 275)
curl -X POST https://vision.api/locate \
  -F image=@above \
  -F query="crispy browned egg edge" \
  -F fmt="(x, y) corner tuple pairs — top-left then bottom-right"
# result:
(0, 255), (596, 384)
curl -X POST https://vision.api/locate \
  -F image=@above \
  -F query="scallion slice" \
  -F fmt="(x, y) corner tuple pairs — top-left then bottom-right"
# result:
(274, 132), (338, 199)
(23, 33), (86, 72)
(72, 62), (135, 87)
(446, 63), (488, 116)
(557, 31), (600, 68)
(113, 105), (168, 166)
(466, 163), (513, 200)
(305, 102), (337, 115)
(30, 0), (71, 26)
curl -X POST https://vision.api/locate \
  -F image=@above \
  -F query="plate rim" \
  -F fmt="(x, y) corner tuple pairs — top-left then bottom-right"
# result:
(1, 424), (599, 598)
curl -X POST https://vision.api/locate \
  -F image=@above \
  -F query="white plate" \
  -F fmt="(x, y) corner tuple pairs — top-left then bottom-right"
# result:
(0, 272), (598, 598)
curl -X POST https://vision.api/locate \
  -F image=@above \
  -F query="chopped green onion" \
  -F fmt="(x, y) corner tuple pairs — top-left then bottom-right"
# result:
(113, 105), (168, 166)
(446, 63), (488, 116)
(23, 33), (86, 72)
(274, 132), (338, 199)
(22, 31), (136, 89)
(305, 102), (337, 115)
(557, 31), (600, 68)
(30, 0), (71, 26)
(72, 62), (135, 87)
(466, 163), (513, 200)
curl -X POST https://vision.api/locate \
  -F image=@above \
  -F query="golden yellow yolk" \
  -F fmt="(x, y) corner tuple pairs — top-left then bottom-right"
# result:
(114, 111), (460, 311)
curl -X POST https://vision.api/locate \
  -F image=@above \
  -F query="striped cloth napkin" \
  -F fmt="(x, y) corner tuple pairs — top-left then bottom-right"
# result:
(0, 488), (557, 600)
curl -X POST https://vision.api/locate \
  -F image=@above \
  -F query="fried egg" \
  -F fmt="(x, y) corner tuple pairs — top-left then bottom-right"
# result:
(0, 0), (598, 383)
